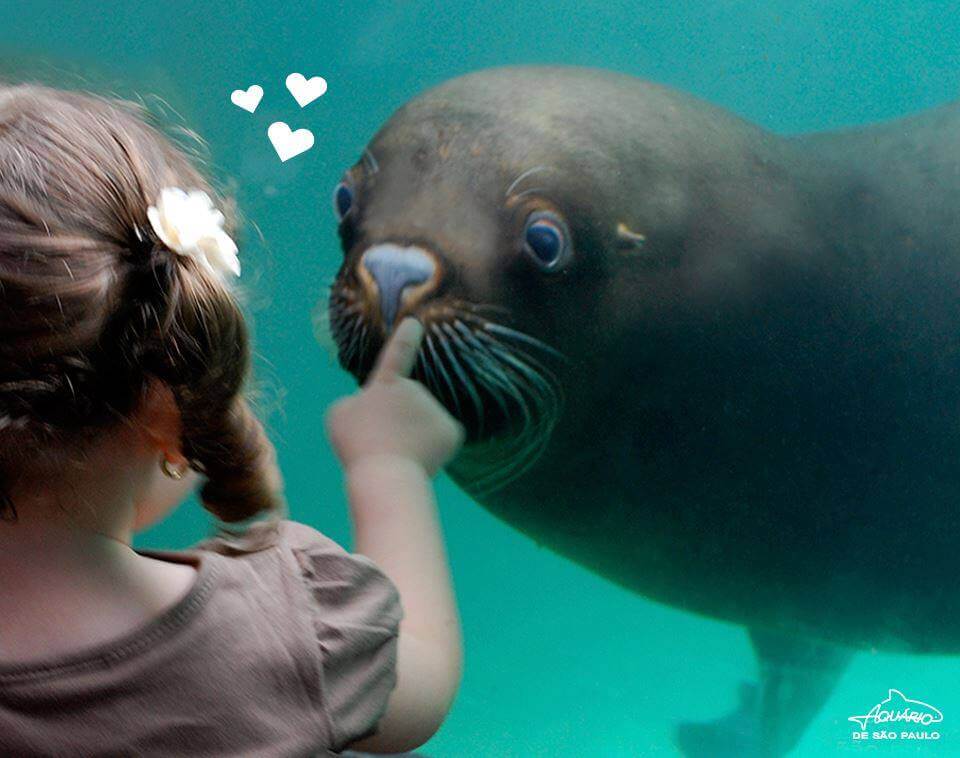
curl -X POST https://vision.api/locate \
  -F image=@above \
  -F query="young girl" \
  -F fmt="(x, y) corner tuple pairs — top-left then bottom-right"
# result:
(0, 85), (464, 756)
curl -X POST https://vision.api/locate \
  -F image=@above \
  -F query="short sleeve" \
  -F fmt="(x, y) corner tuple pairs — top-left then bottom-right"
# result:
(285, 522), (404, 752)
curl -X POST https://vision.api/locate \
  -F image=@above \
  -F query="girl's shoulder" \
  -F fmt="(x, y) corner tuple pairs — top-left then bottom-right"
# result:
(194, 518), (403, 641)
(194, 519), (404, 751)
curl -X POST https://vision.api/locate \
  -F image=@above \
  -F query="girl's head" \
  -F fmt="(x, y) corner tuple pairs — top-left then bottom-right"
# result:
(0, 84), (283, 533)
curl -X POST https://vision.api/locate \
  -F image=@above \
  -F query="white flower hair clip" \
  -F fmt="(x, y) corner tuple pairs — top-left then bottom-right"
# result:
(147, 187), (241, 278)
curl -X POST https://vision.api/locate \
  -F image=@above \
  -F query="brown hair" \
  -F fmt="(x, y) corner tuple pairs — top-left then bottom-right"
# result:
(0, 84), (283, 530)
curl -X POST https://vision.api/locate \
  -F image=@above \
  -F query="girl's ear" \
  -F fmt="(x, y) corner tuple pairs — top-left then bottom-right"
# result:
(137, 379), (187, 465)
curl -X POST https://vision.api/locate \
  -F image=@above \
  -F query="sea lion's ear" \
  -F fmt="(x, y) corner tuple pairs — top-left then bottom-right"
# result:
(616, 222), (646, 253)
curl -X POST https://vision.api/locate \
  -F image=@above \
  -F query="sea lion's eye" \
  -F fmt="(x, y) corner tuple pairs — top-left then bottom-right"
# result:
(333, 182), (355, 220)
(523, 211), (569, 270)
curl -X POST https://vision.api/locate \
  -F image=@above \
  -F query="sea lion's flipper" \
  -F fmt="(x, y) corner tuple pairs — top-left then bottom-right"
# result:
(675, 680), (761, 757)
(748, 629), (854, 754)
(674, 628), (853, 757)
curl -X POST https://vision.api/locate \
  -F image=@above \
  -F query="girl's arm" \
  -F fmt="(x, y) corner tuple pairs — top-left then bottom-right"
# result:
(345, 456), (461, 752)
(325, 318), (465, 753)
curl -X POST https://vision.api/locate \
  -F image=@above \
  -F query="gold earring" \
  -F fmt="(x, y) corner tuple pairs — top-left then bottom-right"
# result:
(161, 458), (186, 480)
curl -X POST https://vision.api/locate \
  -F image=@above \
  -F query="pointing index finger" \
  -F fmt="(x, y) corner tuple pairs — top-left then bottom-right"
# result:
(368, 317), (424, 384)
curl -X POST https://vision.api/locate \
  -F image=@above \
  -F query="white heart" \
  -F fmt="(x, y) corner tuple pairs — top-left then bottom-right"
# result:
(267, 122), (315, 162)
(230, 84), (263, 113)
(286, 72), (327, 108)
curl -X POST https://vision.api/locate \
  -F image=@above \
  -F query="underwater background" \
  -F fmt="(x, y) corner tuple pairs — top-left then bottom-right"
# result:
(3, 1), (959, 754)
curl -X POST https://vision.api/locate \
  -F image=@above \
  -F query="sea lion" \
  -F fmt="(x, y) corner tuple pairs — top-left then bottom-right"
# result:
(325, 65), (960, 755)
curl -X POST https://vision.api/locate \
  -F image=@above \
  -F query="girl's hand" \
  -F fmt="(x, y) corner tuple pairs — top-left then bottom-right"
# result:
(326, 318), (465, 477)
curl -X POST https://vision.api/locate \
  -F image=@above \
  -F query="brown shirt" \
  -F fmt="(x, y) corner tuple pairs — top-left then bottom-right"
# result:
(0, 520), (403, 757)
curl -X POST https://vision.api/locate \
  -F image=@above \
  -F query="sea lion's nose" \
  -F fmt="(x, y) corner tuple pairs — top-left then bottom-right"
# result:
(359, 244), (438, 329)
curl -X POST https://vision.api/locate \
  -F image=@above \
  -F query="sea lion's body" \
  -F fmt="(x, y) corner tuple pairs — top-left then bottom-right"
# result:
(329, 66), (960, 753)
(461, 95), (960, 653)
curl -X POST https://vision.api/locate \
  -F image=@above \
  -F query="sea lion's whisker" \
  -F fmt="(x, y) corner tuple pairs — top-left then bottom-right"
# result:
(326, 288), (564, 492)
(331, 283), (361, 302)
(347, 326), (364, 369)
(475, 330), (560, 393)
(511, 187), (547, 201)
(363, 148), (379, 174)
(451, 321), (562, 488)
(328, 292), (363, 321)
(335, 305), (363, 320)
(452, 308), (562, 382)
(483, 323), (567, 362)
(433, 324), (485, 438)
(455, 316), (563, 409)
(331, 297), (362, 313)
(454, 310), (496, 331)
(443, 323), (517, 425)
(421, 305), (551, 490)
(484, 330), (564, 389)
(452, 321), (531, 413)
(340, 315), (363, 369)
(425, 332), (463, 419)
(356, 323), (370, 368)
(329, 311), (346, 350)
(347, 314), (369, 367)
(505, 165), (552, 197)
(347, 310), (364, 340)
(416, 350), (441, 402)
(461, 352), (515, 424)
(486, 342), (561, 429)
(328, 309), (345, 337)
(441, 323), (470, 357)
(451, 300), (512, 320)
(328, 287), (352, 302)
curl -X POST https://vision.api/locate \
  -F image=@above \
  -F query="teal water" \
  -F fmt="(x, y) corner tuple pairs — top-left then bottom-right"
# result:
(3, 2), (960, 754)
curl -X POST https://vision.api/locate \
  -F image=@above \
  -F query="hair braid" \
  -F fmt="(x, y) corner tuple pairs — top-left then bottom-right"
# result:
(0, 84), (285, 534)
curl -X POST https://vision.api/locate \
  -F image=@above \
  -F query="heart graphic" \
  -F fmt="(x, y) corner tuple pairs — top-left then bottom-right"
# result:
(286, 73), (327, 108)
(267, 122), (314, 162)
(230, 85), (263, 113)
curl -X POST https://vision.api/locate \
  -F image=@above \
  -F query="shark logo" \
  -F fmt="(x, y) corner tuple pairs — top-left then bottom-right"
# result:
(849, 689), (943, 730)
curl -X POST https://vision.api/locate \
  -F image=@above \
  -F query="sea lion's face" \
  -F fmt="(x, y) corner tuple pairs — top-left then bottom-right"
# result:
(327, 94), (631, 491)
